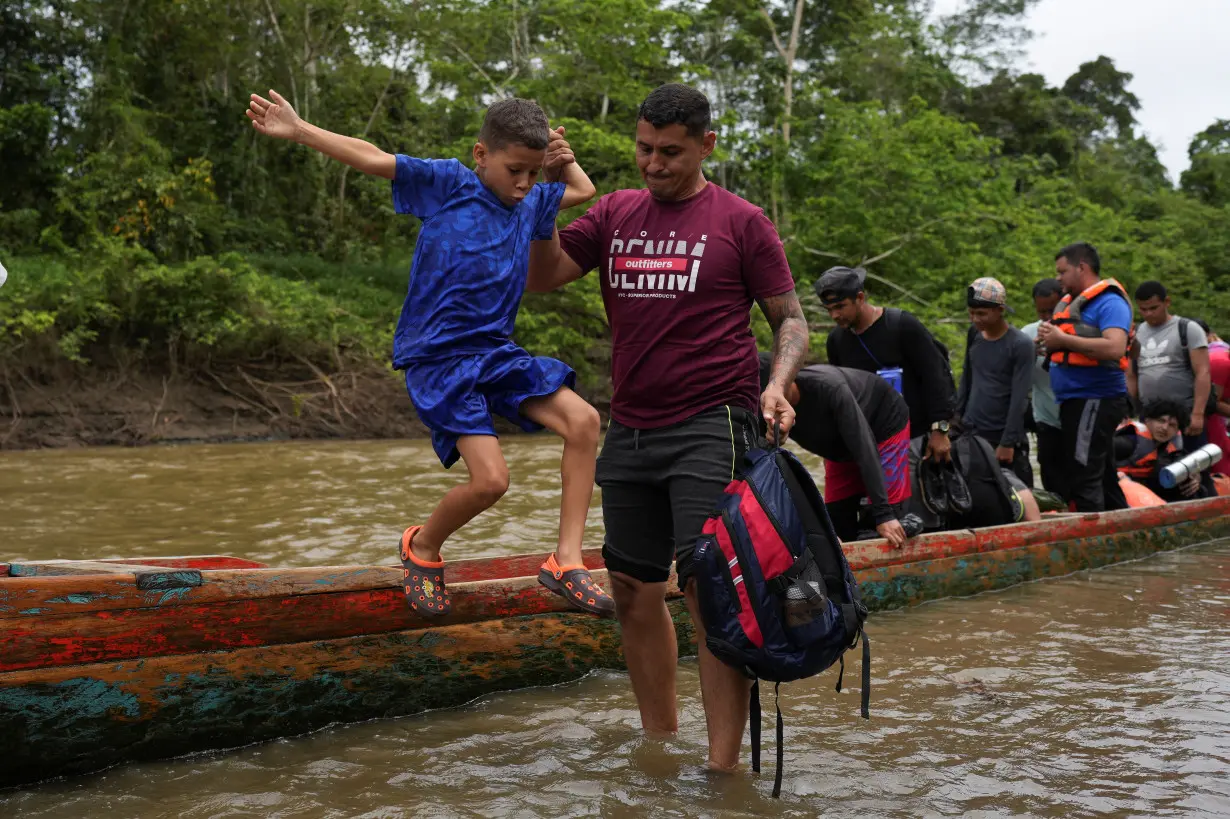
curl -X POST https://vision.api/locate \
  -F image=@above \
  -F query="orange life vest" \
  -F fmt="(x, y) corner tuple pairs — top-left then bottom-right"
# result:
(1119, 475), (1166, 508)
(1048, 278), (1131, 370)
(1115, 420), (1178, 479)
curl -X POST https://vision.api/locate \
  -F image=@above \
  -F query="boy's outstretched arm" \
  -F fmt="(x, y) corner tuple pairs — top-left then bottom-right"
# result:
(544, 127), (596, 209)
(247, 90), (396, 180)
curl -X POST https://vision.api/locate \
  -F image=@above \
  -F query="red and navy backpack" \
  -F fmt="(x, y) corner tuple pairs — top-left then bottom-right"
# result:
(694, 432), (870, 797)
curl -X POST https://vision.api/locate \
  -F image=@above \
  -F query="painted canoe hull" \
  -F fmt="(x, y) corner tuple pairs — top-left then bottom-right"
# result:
(2, 499), (1228, 789)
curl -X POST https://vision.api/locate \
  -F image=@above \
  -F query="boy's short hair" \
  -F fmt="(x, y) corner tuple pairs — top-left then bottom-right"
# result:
(1032, 278), (1064, 299)
(1134, 280), (1167, 302)
(1141, 398), (1190, 431)
(479, 98), (550, 151)
(637, 83), (711, 139)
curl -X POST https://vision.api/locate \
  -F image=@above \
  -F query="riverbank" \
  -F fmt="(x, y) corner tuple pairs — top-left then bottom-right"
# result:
(0, 365), (416, 449)
(0, 249), (614, 449)
(0, 363), (616, 450)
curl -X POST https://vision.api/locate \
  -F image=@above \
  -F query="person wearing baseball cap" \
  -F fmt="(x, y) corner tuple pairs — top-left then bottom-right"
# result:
(818, 266), (957, 464)
(956, 277), (1036, 485)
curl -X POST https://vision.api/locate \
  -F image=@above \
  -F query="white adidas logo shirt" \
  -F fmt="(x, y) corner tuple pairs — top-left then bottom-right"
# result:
(1139, 336), (1173, 368)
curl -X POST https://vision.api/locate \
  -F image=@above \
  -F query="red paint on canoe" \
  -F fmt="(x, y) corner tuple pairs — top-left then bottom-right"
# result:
(444, 547), (605, 584)
(0, 571), (621, 673)
(97, 556), (268, 570)
(842, 530), (980, 571)
(972, 497), (1230, 553)
(2, 496), (1226, 650)
(0, 564), (8, 578)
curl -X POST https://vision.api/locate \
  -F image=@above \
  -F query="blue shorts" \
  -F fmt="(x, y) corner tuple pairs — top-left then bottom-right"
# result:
(403, 343), (575, 467)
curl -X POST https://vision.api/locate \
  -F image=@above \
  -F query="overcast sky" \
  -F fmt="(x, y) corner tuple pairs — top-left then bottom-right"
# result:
(933, 0), (1229, 182)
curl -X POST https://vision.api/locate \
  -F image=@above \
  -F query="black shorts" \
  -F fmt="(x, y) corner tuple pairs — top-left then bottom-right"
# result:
(597, 405), (760, 591)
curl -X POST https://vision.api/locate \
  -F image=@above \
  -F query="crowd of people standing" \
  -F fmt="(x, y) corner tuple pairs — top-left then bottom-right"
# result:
(780, 243), (1229, 535)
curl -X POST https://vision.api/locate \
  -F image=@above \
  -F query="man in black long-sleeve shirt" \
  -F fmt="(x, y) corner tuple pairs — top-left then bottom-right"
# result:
(759, 353), (910, 546)
(956, 277), (1036, 486)
(818, 267), (956, 462)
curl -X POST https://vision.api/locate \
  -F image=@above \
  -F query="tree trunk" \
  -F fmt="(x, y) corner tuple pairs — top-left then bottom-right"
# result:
(759, 0), (805, 227)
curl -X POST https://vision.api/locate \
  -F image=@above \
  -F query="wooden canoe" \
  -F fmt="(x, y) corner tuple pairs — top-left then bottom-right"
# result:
(2, 497), (1229, 789)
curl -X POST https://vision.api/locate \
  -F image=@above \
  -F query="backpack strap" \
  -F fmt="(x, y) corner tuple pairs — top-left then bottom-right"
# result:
(884, 306), (903, 334)
(749, 680), (761, 774)
(772, 682), (785, 798)
(1179, 317), (1193, 372)
(860, 631), (871, 720)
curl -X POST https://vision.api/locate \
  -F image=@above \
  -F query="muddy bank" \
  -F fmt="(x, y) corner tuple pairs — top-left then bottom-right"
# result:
(0, 362), (416, 449)
(0, 361), (613, 450)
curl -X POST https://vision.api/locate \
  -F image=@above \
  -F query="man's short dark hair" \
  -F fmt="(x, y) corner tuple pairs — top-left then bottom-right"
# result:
(1032, 278), (1064, 299)
(637, 83), (711, 139)
(1134, 280), (1168, 302)
(479, 98), (550, 150)
(1055, 242), (1101, 275)
(1141, 398), (1190, 431)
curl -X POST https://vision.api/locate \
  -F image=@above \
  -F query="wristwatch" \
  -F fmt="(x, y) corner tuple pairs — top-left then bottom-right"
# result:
(930, 420), (951, 435)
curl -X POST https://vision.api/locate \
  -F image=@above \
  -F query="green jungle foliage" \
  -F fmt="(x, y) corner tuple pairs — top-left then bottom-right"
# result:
(2, 0), (1229, 393)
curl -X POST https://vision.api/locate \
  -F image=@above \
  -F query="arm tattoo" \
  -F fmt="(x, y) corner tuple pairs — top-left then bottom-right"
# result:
(758, 291), (809, 389)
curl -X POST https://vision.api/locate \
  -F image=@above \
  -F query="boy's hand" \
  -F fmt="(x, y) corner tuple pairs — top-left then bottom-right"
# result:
(247, 90), (302, 141)
(543, 126), (576, 183)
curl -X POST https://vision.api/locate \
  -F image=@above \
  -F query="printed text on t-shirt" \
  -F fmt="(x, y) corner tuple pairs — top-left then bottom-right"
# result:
(607, 230), (707, 299)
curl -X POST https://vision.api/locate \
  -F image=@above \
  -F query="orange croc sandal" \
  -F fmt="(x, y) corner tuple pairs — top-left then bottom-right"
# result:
(399, 526), (450, 616)
(538, 554), (615, 617)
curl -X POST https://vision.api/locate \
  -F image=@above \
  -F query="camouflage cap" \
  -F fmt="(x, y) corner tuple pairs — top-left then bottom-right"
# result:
(967, 277), (1013, 312)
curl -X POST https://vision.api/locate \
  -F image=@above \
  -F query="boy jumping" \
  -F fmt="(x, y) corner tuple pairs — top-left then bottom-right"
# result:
(246, 90), (612, 617)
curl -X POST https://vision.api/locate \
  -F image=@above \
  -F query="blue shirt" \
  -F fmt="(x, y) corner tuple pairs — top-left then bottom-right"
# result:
(390, 155), (565, 367)
(1049, 290), (1132, 402)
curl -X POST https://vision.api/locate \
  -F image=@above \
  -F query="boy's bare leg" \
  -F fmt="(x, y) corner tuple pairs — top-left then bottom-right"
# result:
(520, 387), (601, 566)
(684, 580), (753, 771)
(609, 572), (679, 734)
(413, 435), (509, 563)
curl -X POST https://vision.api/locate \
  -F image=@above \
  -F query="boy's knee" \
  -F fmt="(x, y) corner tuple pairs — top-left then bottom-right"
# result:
(568, 403), (601, 448)
(470, 468), (510, 506)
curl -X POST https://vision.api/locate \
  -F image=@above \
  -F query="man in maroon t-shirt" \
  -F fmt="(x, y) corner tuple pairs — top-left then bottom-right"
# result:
(528, 84), (807, 772)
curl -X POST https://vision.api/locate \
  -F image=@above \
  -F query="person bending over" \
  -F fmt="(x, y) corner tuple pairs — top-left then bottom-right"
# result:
(759, 353), (911, 546)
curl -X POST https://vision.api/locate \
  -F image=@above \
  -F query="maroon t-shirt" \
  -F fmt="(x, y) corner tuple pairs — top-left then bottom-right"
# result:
(559, 183), (796, 428)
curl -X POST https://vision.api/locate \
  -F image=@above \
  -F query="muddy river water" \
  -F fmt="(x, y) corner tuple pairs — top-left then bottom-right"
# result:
(1, 438), (1227, 817)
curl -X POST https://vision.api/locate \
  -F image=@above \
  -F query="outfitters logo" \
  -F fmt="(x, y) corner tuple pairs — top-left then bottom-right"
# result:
(606, 230), (707, 299)
(1140, 337), (1173, 368)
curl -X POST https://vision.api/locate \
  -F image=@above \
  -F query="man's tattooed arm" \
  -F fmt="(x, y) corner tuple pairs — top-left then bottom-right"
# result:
(756, 290), (808, 439)
(758, 290), (809, 389)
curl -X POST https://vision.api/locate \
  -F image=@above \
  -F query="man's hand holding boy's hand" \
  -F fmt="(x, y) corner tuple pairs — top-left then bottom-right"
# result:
(543, 126), (576, 182)
(247, 90), (302, 141)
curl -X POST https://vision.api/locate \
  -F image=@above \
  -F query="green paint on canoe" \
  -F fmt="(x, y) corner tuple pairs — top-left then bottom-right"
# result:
(3, 511), (1228, 790)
